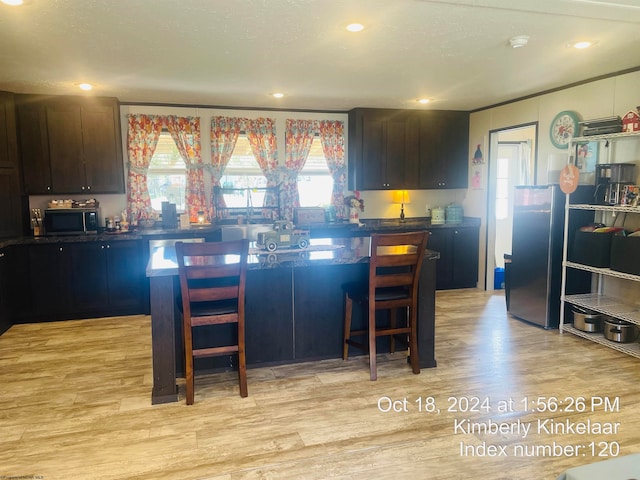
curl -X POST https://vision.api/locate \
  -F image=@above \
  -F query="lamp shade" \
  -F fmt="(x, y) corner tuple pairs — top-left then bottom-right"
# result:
(391, 190), (411, 204)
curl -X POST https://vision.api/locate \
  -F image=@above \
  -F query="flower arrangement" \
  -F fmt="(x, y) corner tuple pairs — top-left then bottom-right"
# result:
(344, 191), (364, 212)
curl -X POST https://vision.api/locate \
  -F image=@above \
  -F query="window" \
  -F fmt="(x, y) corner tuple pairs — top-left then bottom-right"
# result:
(220, 134), (267, 208)
(297, 136), (333, 207)
(147, 132), (187, 212)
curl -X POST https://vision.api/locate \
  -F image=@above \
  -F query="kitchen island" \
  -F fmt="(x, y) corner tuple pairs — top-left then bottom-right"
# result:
(147, 237), (438, 404)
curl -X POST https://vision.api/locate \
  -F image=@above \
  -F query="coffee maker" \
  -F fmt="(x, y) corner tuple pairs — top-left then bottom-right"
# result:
(594, 163), (635, 205)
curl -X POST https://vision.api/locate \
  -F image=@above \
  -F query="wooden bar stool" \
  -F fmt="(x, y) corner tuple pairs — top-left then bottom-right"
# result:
(175, 239), (249, 404)
(343, 231), (428, 380)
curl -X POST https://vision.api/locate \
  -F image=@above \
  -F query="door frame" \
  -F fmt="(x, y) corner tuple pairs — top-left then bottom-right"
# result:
(485, 122), (538, 291)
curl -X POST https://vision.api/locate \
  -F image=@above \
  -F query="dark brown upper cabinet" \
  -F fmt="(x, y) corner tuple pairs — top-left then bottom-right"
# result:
(16, 95), (124, 195)
(0, 91), (25, 238)
(417, 110), (469, 189)
(348, 108), (419, 190)
(348, 108), (469, 191)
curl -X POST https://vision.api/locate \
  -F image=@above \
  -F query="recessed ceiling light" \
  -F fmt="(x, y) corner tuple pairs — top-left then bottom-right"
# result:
(78, 83), (93, 91)
(509, 35), (529, 48)
(346, 23), (365, 33)
(1, 0), (24, 6)
(417, 98), (431, 105)
(573, 41), (592, 49)
(272, 92), (284, 98)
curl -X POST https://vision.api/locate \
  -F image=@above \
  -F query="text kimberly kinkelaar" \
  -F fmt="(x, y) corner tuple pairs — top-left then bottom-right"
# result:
(453, 418), (621, 438)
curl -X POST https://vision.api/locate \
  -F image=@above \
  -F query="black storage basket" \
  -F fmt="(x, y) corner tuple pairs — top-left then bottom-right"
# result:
(568, 230), (613, 268)
(610, 234), (640, 276)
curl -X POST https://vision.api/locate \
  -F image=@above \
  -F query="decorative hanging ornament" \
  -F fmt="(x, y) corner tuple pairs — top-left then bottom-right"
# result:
(472, 144), (484, 165)
(560, 164), (579, 194)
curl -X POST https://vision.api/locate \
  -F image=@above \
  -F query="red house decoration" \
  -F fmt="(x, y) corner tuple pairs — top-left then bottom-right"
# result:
(622, 109), (640, 132)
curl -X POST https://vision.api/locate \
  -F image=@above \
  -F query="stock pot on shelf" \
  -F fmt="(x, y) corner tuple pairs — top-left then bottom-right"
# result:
(603, 318), (639, 343)
(572, 307), (603, 333)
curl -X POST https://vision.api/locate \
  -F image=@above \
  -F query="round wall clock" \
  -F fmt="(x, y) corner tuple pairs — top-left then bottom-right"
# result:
(550, 110), (580, 149)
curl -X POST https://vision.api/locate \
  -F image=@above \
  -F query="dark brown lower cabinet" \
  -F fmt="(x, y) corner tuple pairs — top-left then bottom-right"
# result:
(0, 247), (12, 334)
(24, 240), (146, 322)
(28, 243), (72, 319)
(245, 268), (294, 365)
(70, 240), (146, 315)
(70, 242), (109, 314)
(176, 267), (295, 377)
(428, 226), (479, 290)
(182, 262), (369, 372)
(0, 246), (28, 333)
(293, 263), (367, 360)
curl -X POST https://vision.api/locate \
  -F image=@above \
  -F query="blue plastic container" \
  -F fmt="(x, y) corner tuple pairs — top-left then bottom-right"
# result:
(494, 267), (505, 290)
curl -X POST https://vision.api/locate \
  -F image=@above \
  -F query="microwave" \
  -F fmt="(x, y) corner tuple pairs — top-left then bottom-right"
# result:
(44, 208), (100, 235)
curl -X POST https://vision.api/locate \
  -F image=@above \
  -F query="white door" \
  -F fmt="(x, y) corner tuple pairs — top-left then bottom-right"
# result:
(486, 125), (537, 290)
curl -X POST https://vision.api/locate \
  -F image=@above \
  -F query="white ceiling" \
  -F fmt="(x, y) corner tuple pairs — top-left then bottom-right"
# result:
(1, 0), (640, 111)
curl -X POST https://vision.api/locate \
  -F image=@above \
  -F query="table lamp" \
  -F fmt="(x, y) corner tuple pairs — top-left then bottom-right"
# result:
(392, 190), (411, 221)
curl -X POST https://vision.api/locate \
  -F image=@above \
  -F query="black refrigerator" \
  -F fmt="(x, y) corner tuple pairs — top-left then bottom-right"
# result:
(509, 185), (594, 328)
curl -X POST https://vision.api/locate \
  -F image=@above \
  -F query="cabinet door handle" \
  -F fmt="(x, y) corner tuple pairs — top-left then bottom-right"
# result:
(87, 185), (91, 190)
(59, 247), (63, 252)
(47, 186), (51, 191)
(0, 252), (5, 258)
(106, 244), (110, 249)
(101, 245), (105, 249)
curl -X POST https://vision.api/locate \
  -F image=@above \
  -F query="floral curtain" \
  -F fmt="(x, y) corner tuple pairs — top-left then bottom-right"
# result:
(318, 120), (347, 218)
(283, 119), (316, 221)
(166, 116), (205, 222)
(246, 118), (280, 219)
(210, 116), (242, 220)
(126, 114), (164, 223)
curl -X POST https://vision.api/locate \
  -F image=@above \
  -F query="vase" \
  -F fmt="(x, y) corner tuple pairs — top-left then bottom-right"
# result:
(349, 207), (360, 224)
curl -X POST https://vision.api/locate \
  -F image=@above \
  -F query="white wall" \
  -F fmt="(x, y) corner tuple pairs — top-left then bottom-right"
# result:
(467, 70), (640, 290)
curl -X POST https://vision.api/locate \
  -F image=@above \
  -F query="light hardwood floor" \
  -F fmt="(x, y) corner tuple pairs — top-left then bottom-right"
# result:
(1, 289), (638, 480)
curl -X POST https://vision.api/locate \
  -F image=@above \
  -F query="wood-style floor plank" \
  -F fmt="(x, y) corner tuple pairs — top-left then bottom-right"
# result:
(1, 290), (638, 479)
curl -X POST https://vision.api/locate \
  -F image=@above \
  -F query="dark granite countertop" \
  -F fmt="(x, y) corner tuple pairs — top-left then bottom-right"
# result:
(1, 217), (479, 249)
(147, 236), (440, 277)
(0, 225), (223, 249)
(360, 216), (480, 230)
(0, 232), (143, 248)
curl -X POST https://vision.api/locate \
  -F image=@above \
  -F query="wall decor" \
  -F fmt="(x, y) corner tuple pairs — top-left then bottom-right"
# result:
(575, 141), (598, 174)
(471, 165), (483, 190)
(550, 110), (580, 149)
(472, 143), (484, 164)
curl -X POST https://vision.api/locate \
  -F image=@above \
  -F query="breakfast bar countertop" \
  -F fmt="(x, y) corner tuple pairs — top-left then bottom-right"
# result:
(146, 236), (440, 277)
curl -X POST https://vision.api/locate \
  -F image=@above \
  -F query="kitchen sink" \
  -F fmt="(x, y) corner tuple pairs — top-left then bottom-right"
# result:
(221, 224), (273, 242)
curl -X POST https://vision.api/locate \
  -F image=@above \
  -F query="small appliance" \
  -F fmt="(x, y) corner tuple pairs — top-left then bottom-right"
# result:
(44, 208), (100, 235)
(594, 163), (636, 205)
